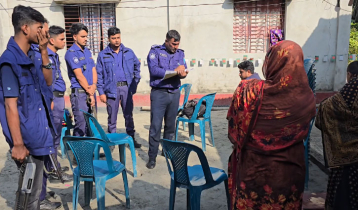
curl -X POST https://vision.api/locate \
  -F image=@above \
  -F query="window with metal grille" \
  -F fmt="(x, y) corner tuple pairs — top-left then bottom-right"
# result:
(233, 0), (285, 53)
(64, 4), (116, 55)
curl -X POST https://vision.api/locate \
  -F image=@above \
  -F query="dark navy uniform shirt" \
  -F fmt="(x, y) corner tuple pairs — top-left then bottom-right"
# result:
(65, 43), (95, 89)
(147, 44), (186, 90)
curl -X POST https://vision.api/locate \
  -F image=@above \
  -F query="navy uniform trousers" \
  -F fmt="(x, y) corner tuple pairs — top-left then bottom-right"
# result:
(40, 94), (65, 201)
(106, 85), (135, 135)
(148, 88), (180, 160)
(70, 89), (96, 137)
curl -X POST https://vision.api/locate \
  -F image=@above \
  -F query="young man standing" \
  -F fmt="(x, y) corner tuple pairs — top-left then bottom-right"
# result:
(146, 30), (188, 169)
(238, 60), (261, 80)
(97, 27), (141, 148)
(65, 23), (97, 137)
(33, 25), (74, 209)
(0, 5), (59, 210)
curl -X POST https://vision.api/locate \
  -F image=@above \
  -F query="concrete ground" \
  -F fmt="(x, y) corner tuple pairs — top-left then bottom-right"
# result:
(0, 108), (328, 210)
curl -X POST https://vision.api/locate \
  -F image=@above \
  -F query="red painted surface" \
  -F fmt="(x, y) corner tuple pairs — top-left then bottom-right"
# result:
(64, 92), (337, 108)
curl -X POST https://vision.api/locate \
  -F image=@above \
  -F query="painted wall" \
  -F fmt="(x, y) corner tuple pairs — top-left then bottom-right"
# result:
(285, 0), (352, 91)
(0, 0), (352, 93)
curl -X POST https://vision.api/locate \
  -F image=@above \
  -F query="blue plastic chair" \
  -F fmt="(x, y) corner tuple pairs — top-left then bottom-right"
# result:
(175, 93), (216, 151)
(178, 84), (192, 131)
(63, 136), (130, 210)
(81, 110), (138, 177)
(60, 108), (74, 159)
(162, 139), (230, 210)
(304, 58), (316, 189)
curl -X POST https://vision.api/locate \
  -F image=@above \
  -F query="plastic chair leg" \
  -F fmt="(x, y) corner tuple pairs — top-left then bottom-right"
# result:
(199, 121), (206, 152)
(72, 175), (80, 210)
(169, 180), (176, 210)
(304, 139), (309, 189)
(189, 123), (195, 141)
(95, 178), (106, 210)
(187, 189), (191, 210)
(224, 179), (230, 210)
(119, 144), (127, 167)
(60, 127), (67, 159)
(84, 181), (93, 206)
(189, 188), (201, 210)
(175, 120), (180, 141)
(122, 169), (130, 209)
(126, 140), (138, 178)
(209, 118), (215, 147)
(183, 122), (187, 131)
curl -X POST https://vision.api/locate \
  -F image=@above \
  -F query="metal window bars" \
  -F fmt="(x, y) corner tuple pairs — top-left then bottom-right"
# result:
(64, 4), (116, 54)
(233, 0), (285, 53)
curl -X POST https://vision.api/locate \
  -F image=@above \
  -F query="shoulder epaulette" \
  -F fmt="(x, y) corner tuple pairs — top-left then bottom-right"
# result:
(151, 44), (161, 49)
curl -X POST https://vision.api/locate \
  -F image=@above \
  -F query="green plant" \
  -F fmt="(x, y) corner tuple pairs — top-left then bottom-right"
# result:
(349, 23), (358, 63)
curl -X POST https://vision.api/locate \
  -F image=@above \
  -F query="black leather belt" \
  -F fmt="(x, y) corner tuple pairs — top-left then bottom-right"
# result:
(117, 81), (127, 86)
(53, 91), (65, 97)
(71, 88), (86, 94)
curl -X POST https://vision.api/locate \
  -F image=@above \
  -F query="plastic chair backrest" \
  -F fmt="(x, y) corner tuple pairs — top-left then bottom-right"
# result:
(191, 93), (216, 120)
(304, 59), (316, 94)
(63, 136), (115, 178)
(180, 83), (192, 106)
(162, 139), (214, 186)
(81, 110), (110, 141)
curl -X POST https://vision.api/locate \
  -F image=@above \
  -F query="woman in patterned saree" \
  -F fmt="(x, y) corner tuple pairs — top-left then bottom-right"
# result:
(316, 61), (358, 210)
(227, 40), (316, 210)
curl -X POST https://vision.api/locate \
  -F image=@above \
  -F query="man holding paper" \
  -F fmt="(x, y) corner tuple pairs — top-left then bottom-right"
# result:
(146, 30), (188, 169)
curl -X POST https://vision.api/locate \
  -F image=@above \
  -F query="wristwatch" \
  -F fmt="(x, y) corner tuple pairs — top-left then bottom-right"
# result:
(42, 63), (52, 69)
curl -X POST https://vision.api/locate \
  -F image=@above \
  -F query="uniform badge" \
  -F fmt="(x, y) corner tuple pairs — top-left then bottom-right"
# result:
(79, 57), (85, 61)
(73, 57), (79, 64)
(150, 53), (156, 60)
(160, 53), (167, 57)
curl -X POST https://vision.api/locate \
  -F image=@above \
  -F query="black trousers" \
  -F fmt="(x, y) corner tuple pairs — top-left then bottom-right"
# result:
(148, 88), (180, 160)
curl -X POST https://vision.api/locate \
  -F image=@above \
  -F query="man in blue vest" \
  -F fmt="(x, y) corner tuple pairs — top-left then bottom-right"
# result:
(146, 30), (188, 169)
(97, 27), (141, 149)
(0, 5), (61, 210)
(65, 23), (97, 137)
(31, 23), (71, 209)
(238, 60), (261, 80)
(33, 24), (75, 209)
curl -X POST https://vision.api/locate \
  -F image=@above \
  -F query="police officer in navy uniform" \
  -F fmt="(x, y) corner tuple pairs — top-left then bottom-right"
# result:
(146, 30), (188, 169)
(0, 5), (62, 210)
(97, 27), (141, 149)
(65, 23), (97, 137)
(33, 24), (75, 209)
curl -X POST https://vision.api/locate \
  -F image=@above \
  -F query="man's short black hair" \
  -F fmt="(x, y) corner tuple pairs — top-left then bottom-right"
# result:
(238, 60), (255, 73)
(348, 61), (358, 75)
(69, 23), (88, 35)
(108, 27), (120, 38)
(166, 30), (180, 42)
(12, 5), (45, 34)
(49, 26), (65, 38)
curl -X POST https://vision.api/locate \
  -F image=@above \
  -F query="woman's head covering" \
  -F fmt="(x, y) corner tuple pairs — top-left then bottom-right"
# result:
(228, 40), (316, 152)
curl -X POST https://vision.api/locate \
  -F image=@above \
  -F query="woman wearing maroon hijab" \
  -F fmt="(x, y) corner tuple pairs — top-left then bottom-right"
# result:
(227, 40), (316, 210)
